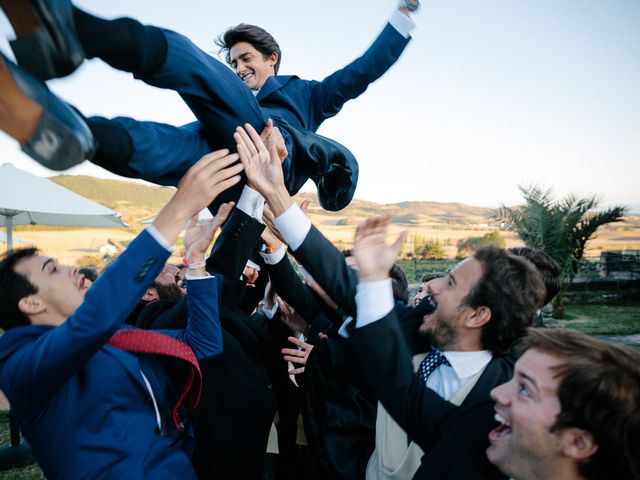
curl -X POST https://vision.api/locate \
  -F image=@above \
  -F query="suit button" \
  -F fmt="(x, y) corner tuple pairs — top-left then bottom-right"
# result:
(145, 395), (152, 403)
(266, 382), (273, 390)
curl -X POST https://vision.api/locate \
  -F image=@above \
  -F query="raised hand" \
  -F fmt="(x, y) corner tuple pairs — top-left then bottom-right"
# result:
(352, 215), (406, 282)
(184, 202), (234, 264)
(234, 123), (285, 197)
(153, 149), (243, 246)
(259, 119), (288, 162)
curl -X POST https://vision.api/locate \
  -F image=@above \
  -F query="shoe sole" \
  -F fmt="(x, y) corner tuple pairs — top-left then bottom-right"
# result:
(2, 53), (94, 170)
(1, 0), (84, 80)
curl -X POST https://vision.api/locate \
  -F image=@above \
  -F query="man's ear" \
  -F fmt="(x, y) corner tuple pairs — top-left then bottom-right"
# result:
(269, 52), (278, 69)
(18, 295), (45, 316)
(465, 305), (491, 329)
(562, 428), (598, 461)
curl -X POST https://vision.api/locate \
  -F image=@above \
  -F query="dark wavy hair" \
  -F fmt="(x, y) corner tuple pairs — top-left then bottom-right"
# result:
(215, 23), (282, 74)
(0, 247), (39, 330)
(508, 247), (562, 306)
(519, 328), (640, 480)
(464, 247), (545, 355)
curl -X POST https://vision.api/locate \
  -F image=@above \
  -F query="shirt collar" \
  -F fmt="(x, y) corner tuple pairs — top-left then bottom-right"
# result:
(442, 350), (492, 380)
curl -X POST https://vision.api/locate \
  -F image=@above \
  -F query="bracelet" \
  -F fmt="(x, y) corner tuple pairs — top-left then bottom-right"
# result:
(183, 258), (207, 270)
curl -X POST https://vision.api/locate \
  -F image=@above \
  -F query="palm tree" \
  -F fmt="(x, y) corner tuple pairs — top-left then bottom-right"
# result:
(498, 186), (627, 317)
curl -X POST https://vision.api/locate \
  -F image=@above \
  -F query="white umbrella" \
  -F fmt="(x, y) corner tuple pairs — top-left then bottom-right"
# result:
(0, 163), (127, 251)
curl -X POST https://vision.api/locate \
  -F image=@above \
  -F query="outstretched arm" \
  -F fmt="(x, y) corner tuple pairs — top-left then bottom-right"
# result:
(235, 124), (359, 315)
(308, 1), (418, 128)
(0, 150), (243, 409)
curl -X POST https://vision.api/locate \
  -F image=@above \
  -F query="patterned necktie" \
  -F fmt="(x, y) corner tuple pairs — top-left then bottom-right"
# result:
(108, 329), (202, 433)
(418, 348), (451, 386)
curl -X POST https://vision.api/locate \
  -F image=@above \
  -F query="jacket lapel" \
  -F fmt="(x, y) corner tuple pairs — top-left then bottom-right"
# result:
(256, 75), (297, 101)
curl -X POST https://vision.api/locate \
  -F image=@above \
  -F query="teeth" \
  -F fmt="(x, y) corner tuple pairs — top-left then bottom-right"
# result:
(494, 413), (510, 427)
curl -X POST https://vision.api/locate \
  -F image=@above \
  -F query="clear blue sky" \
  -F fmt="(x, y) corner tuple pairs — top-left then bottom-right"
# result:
(1, 0), (638, 208)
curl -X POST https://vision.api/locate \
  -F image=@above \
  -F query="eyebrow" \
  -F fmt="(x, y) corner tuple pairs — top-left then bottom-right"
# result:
(42, 258), (55, 272)
(448, 271), (457, 287)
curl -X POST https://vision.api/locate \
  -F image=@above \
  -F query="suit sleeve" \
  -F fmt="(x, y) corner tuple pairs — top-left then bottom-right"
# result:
(352, 309), (483, 452)
(1, 230), (170, 410)
(206, 208), (264, 308)
(265, 252), (328, 325)
(309, 23), (410, 129)
(292, 225), (359, 317)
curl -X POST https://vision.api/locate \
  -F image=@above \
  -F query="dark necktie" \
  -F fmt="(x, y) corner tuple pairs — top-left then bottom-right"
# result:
(108, 329), (202, 433)
(418, 348), (450, 386)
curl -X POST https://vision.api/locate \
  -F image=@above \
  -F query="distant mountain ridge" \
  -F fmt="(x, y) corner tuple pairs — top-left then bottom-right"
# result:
(50, 175), (499, 227)
(49, 175), (639, 230)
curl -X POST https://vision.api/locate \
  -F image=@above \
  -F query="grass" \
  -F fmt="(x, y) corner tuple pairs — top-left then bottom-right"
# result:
(0, 413), (43, 480)
(551, 304), (640, 336)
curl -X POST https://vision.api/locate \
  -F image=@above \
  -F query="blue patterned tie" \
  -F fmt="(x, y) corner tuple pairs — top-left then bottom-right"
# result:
(418, 348), (450, 385)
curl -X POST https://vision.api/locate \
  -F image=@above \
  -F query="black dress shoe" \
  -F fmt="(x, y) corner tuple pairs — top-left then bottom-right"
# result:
(1, 0), (84, 80)
(2, 53), (94, 170)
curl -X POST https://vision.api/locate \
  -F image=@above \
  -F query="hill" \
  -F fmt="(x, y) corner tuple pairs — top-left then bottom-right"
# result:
(27, 175), (639, 259)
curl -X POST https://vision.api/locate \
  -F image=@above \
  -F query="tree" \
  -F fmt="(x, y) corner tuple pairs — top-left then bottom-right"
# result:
(498, 185), (627, 317)
(418, 239), (447, 260)
(456, 231), (506, 258)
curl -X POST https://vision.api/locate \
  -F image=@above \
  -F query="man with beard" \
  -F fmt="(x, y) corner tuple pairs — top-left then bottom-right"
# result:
(233, 124), (545, 479)
(345, 216), (545, 479)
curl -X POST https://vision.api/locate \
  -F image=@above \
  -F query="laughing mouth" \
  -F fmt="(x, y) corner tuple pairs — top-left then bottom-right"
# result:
(489, 412), (512, 442)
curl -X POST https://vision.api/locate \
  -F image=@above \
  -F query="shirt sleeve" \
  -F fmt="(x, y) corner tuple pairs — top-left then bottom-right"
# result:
(273, 203), (312, 252)
(146, 225), (174, 252)
(389, 9), (416, 39)
(236, 185), (266, 222)
(355, 279), (394, 328)
(259, 244), (287, 265)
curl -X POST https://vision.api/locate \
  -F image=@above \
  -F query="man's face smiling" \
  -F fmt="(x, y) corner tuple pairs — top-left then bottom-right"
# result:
(418, 257), (483, 349)
(487, 349), (565, 478)
(230, 42), (277, 90)
(14, 255), (87, 325)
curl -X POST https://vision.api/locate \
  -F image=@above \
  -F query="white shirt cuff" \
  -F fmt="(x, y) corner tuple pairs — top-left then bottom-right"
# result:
(236, 185), (265, 222)
(260, 245), (287, 265)
(273, 203), (311, 252)
(185, 273), (213, 280)
(262, 302), (279, 320)
(145, 225), (174, 252)
(389, 9), (415, 39)
(355, 279), (394, 328)
(338, 316), (354, 339)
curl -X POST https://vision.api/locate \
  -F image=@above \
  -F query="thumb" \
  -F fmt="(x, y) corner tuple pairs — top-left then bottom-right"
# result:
(391, 231), (407, 256)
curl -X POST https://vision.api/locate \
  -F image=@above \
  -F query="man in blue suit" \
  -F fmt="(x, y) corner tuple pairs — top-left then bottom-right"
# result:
(0, 149), (242, 479)
(2, 0), (419, 210)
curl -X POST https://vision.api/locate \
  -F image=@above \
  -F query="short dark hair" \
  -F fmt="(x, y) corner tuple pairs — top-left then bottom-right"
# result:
(0, 248), (39, 330)
(508, 247), (562, 306)
(465, 247), (545, 355)
(420, 272), (445, 283)
(390, 263), (409, 304)
(215, 24), (282, 74)
(520, 329), (640, 480)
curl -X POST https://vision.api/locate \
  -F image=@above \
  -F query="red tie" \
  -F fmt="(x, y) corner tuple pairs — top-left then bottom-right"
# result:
(108, 329), (202, 433)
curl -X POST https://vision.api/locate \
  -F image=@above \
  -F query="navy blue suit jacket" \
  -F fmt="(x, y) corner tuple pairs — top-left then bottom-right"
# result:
(117, 22), (410, 210)
(0, 230), (223, 479)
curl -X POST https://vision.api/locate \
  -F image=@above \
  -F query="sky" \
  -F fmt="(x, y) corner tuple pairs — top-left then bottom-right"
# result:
(1, 0), (639, 209)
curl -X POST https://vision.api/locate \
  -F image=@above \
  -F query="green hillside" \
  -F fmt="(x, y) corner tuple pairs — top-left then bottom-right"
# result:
(50, 175), (175, 229)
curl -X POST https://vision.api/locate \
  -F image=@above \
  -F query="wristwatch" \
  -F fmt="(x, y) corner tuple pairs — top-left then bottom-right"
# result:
(399, 0), (419, 12)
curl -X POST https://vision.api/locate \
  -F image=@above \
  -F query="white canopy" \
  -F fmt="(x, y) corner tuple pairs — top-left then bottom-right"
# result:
(0, 163), (127, 251)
